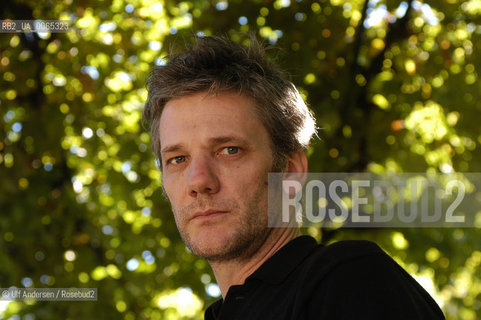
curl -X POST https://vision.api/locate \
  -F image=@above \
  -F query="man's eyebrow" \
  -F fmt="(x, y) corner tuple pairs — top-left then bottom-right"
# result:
(161, 144), (185, 154)
(161, 136), (249, 154)
(208, 135), (249, 145)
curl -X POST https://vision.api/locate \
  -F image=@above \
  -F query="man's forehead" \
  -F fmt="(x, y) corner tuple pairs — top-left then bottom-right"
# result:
(158, 91), (269, 148)
(160, 92), (261, 128)
(162, 91), (255, 112)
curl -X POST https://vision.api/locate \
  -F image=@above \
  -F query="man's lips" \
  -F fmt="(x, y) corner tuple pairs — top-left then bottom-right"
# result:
(191, 209), (228, 221)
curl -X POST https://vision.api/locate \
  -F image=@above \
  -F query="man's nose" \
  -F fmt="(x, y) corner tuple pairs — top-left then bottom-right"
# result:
(187, 155), (220, 197)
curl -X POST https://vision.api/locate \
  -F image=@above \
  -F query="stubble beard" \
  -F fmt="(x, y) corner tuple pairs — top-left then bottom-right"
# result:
(174, 183), (271, 263)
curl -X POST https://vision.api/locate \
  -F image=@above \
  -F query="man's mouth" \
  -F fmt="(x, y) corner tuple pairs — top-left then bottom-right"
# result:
(191, 209), (228, 221)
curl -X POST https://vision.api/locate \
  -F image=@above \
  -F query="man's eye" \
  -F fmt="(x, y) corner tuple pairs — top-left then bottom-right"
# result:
(221, 146), (239, 155)
(169, 156), (186, 164)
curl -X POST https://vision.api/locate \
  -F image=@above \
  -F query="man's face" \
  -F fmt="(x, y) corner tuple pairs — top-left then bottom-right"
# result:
(159, 91), (275, 262)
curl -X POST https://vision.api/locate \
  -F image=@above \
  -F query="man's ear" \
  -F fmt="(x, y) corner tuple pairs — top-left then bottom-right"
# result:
(284, 150), (308, 186)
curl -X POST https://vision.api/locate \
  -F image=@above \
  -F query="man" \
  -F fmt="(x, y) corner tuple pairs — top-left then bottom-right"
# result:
(143, 36), (445, 319)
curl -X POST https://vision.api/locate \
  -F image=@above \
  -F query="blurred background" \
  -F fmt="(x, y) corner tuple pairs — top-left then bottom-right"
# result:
(0, 0), (480, 319)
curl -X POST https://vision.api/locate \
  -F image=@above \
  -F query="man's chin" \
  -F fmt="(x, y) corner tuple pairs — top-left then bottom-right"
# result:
(187, 232), (232, 257)
(184, 231), (249, 262)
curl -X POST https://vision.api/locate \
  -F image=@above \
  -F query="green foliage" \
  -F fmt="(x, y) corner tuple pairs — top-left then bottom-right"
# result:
(0, 0), (480, 319)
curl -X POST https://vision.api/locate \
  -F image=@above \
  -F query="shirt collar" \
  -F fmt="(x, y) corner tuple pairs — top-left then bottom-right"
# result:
(204, 236), (320, 320)
(247, 235), (319, 285)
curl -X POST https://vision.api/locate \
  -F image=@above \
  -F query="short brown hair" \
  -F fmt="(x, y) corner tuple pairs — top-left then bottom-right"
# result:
(143, 35), (316, 170)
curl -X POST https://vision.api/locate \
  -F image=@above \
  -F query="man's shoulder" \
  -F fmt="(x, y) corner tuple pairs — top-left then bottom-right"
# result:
(297, 238), (419, 296)
(295, 238), (445, 319)
(317, 239), (384, 257)
(298, 239), (388, 277)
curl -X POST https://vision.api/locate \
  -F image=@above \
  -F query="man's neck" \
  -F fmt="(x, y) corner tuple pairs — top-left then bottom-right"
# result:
(209, 228), (301, 299)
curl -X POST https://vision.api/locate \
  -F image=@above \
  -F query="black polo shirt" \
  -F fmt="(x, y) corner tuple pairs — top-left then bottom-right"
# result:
(205, 236), (445, 319)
